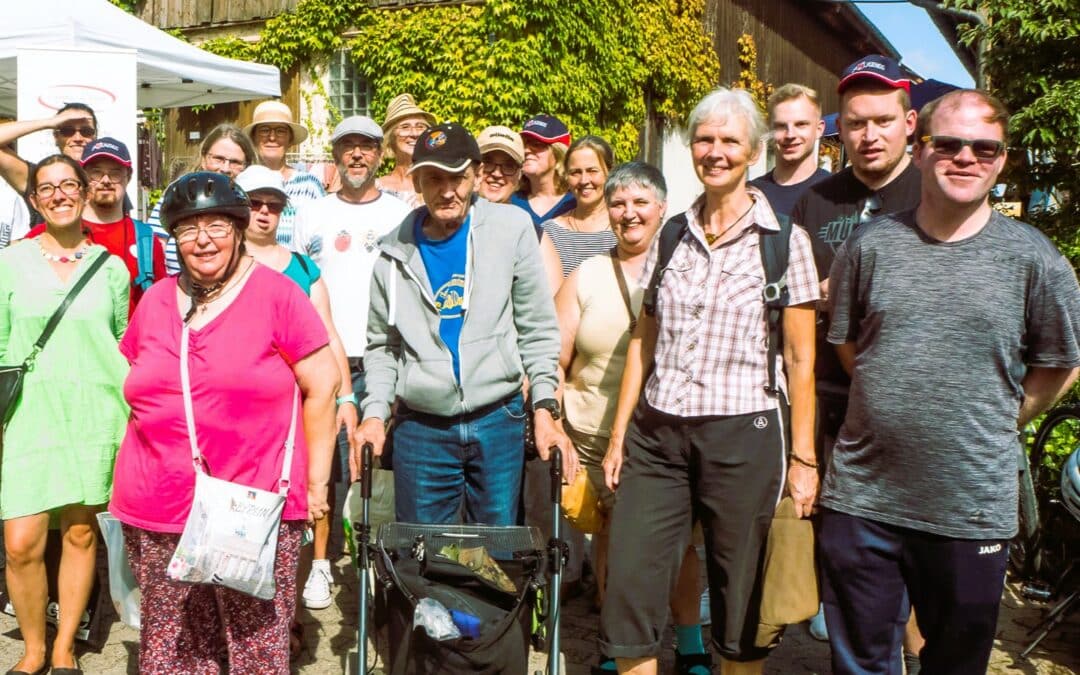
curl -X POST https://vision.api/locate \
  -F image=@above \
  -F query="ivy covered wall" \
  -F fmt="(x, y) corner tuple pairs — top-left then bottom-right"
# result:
(198, 0), (722, 160)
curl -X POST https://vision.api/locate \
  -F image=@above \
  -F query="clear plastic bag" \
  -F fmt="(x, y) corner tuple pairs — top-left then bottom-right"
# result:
(414, 597), (462, 641)
(95, 512), (141, 630)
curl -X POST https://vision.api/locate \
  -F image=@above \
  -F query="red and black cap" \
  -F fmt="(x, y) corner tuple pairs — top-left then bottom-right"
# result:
(520, 114), (571, 146)
(838, 55), (911, 94)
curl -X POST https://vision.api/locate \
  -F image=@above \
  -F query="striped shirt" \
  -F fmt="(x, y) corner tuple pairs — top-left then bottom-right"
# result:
(144, 200), (179, 275)
(277, 170), (326, 248)
(641, 187), (820, 417)
(541, 219), (617, 278)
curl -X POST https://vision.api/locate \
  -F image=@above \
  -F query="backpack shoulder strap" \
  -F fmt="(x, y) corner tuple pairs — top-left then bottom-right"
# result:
(642, 213), (689, 317)
(132, 219), (156, 292)
(759, 218), (792, 394)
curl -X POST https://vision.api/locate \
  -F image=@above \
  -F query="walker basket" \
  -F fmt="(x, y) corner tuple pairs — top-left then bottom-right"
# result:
(374, 522), (546, 675)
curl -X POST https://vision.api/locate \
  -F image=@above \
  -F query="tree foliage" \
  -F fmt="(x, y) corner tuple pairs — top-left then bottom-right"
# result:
(199, 0), (721, 160)
(949, 0), (1080, 266)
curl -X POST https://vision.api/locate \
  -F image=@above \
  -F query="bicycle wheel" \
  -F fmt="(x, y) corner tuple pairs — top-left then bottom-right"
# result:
(1012, 404), (1080, 579)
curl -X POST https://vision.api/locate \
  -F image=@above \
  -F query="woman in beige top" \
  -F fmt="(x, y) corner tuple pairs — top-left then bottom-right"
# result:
(554, 163), (706, 674)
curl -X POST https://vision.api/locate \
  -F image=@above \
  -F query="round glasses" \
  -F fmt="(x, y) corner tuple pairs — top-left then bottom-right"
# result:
(34, 179), (83, 199)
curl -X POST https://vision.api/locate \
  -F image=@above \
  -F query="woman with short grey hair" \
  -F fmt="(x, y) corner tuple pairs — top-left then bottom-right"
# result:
(599, 88), (820, 674)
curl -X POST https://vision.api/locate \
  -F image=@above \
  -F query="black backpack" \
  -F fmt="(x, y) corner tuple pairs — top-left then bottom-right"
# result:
(641, 212), (792, 394)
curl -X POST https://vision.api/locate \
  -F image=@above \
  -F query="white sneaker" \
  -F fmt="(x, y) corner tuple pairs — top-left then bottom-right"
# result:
(303, 560), (333, 609)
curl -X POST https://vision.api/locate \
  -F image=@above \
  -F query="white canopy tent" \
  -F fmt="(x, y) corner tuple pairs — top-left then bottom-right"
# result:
(0, 0), (281, 116)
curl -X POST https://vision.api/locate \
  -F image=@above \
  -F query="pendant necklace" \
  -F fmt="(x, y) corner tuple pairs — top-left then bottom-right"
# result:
(704, 198), (755, 246)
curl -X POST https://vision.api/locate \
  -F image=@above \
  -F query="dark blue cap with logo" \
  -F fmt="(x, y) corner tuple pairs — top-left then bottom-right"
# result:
(838, 55), (911, 94)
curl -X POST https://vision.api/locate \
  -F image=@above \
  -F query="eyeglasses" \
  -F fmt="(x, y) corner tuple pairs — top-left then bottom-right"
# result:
(57, 126), (96, 139)
(204, 153), (248, 169)
(87, 167), (127, 183)
(174, 221), (234, 244)
(255, 125), (292, 139)
(34, 179), (83, 199)
(396, 122), (429, 136)
(336, 138), (380, 154)
(481, 160), (520, 176)
(250, 199), (286, 215)
(920, 135), (1005, 160)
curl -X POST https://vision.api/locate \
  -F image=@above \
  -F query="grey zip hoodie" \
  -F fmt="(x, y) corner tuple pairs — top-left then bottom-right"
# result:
(361, 197), (559, 421)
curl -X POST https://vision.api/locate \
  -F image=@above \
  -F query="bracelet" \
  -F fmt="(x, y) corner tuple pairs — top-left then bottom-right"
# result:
(790, 454), (819, 469)
(336, 393), (358, 406)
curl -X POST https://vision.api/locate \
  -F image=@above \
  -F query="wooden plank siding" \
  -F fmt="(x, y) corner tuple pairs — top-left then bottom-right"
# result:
(160, 66), (301, 178)
(138, 0), (300, 28)
(706, 0), (897, 114)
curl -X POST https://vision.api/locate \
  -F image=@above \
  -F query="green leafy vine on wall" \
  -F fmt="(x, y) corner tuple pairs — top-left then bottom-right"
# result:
(731, 34), (773, 110)
(198, 0), (721, 160)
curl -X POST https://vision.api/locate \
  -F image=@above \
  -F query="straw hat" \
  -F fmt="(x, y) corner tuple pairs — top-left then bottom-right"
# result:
(243, 100), (309, 146)
(382, 93), (436, 133)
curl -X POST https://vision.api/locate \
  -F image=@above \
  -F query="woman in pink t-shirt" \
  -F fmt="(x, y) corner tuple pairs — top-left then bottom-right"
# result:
(108, 172), (337, 674)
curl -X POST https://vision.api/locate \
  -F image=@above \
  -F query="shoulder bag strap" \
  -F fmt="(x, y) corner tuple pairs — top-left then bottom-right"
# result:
(180, 324), (300, 492)
(27, 251), (110, 366)
(609, 248), (637, 332)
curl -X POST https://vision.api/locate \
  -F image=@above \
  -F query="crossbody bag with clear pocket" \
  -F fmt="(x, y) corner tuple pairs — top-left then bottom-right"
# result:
(167, 324), (299, 600)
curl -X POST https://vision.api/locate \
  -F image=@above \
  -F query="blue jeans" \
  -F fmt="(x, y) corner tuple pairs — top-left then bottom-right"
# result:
(392, 393), (526, 525)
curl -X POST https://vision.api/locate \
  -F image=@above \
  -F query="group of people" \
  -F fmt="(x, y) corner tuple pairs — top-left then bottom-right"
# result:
(0, 50), (1076, 675)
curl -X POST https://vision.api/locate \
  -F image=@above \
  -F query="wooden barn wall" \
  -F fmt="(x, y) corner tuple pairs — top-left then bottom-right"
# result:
(161, 67), (299, 180)
(706, 0), (888, 114)
(138, 0), (300, 29)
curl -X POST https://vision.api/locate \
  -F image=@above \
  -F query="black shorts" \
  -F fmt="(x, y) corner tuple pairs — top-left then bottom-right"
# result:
(599, 397), (787, 662)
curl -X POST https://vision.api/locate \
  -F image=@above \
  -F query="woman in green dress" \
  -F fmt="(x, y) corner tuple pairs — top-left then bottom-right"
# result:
(0, 154), (129, 675)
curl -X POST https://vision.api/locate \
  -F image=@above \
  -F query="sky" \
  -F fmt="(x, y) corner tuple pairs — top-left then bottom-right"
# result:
(854, 1), (976, 87)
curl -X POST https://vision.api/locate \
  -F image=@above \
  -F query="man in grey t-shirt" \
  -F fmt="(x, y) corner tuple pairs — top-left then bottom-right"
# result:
(820, 89), (1080, 675)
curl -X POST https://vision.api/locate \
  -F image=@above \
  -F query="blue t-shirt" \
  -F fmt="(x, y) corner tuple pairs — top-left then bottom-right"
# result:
(510, 192), (576, 238)
(416, 214), (470, 382)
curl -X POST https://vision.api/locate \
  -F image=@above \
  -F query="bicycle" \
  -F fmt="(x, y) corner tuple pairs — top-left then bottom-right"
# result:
(1010, 403), (1080, 660)
(1012, 403), (1080, 584)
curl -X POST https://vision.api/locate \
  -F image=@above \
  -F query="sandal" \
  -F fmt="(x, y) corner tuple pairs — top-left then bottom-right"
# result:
(289, 620), (304, 661)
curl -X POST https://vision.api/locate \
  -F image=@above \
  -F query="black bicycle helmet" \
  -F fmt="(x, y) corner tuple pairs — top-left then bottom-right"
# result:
(1063, 447), (1080, 523)
(159, 171), (251, 234)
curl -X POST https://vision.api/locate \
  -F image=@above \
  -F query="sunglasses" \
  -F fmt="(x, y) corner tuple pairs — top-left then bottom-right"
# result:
(57, 126), (96, 139)
(920, 135), (1005, 160)
(250, 199), (286, 215)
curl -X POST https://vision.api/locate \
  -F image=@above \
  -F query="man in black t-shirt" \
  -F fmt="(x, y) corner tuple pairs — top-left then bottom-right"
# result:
(791, 54), (923, 669)
(792, 55), (920, 428)
(750, 83), (831, 223)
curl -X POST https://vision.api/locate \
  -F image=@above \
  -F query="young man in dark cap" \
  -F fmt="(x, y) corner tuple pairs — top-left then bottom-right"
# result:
(791, 53), (924, 667)
(355, 122), (575, 526)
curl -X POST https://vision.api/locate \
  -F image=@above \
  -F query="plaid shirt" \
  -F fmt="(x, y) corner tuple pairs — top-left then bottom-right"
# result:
(641, 188), (820, 417)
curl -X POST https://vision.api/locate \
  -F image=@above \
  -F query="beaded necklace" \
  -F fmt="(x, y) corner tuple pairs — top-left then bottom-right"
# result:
(39, 240), (91, 263)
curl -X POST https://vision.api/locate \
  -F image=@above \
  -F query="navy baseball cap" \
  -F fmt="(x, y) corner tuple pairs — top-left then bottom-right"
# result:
(520, 114), (571, 146)
(409, 123), (481, 175)
(80, 137), (132, 167)
(838, 55), (911, 94)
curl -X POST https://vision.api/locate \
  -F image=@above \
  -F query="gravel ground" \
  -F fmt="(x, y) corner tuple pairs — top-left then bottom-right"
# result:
(0, 552), (1075, 674)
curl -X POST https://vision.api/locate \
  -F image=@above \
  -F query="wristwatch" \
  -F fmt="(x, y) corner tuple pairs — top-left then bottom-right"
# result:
(532, 398), (561, 421)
